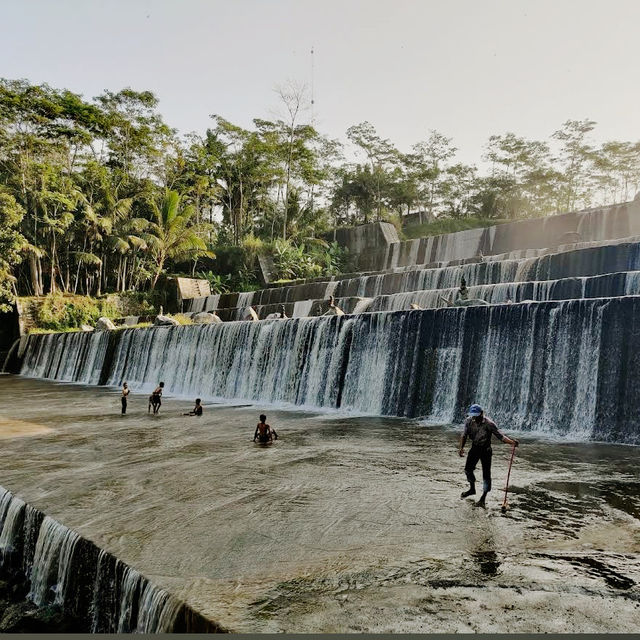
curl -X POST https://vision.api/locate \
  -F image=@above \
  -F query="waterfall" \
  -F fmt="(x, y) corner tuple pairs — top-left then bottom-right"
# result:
(234, 292), (255, 319)
(0, 487), (215, 633)
(20, 297), (640, 442)
(20, 331), (110, 384)
(362, 271), (640, 312)
(293, 299), (314, 318)
(0, 495), (25, 567)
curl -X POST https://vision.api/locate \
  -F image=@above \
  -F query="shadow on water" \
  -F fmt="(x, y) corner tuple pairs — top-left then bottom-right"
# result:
(506, 485), (601, 538)
(534, 552), (636, 590)
(538, 480), (640, 520)
(471, 549), (501, 577)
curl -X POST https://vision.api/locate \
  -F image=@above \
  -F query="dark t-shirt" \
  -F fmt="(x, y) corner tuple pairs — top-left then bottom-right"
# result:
(464, 416), (504, 449)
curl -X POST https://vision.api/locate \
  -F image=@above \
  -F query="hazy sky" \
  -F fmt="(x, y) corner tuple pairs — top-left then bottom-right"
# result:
(2, 0), (640, 164)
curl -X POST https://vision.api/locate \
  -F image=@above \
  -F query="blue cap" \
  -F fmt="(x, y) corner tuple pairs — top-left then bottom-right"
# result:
(468, 404), (483, 416)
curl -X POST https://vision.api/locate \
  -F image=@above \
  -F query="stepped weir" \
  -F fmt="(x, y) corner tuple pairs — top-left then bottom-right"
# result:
(4, 200), (640, 632)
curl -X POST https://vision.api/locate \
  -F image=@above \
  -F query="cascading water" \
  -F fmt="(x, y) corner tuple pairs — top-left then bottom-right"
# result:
(0, 487), (215, 633)
(20, 296), (640, 443)
(364, 270), (640, 312)
(20, 331), (111, 384)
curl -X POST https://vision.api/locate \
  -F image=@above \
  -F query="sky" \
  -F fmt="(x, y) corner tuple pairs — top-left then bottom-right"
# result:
(2, 0), (640, 165)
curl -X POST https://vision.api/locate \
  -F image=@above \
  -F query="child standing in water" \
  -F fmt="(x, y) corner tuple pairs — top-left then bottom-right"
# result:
(149, 382), (164, 414)
(121, 382), (130, 415)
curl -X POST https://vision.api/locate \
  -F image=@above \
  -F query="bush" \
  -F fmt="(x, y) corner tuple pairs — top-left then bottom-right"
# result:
(35, 293), (119, 331)
(171, 314), (193, 325)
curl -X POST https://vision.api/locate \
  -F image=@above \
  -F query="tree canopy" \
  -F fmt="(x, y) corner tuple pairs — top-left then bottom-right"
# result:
(1, 77), (640, 308)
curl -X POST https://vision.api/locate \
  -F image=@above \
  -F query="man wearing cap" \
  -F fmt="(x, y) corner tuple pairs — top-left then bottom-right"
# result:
(459, 404), (519, 508)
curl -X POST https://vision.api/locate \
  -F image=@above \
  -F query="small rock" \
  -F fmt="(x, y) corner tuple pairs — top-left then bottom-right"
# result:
(94, 317), (116, 331)
(193, 312), (222, 324)
(80, 324), (93, 332)
(153, 314), (180, 327)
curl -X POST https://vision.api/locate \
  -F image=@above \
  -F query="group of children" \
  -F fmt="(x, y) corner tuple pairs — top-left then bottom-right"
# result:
(119, 382), (278, 443)
(120, 381), (202, 416)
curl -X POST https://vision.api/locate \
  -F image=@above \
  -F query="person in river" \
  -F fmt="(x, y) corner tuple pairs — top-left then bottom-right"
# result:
(121, 382), (130, 415)
(183, 398), (203, 416)
(458, 404), (519, 508)
(325, 295), (345, 316)
(455, 276), (469, 303)
(253, 414), (278, 444)
(148, 382), (165, 414)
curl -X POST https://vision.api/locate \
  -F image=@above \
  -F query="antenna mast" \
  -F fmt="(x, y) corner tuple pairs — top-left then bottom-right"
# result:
(310, 45), (315, 124)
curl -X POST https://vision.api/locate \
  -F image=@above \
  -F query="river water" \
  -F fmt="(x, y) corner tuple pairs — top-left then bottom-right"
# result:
(0, 376), (638, 632)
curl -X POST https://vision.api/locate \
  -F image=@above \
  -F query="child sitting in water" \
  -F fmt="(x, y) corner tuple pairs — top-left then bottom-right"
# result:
(184, 399), (203, 416)
(253, 414), (278, 443)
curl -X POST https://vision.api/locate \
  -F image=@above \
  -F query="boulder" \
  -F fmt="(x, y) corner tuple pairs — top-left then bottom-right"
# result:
(94, 317), (116, 331)
(193, 312), (222, 324)
(154, 314), (180, 327)
(80, 324), (94, 332)
(241, 307), (259, 321)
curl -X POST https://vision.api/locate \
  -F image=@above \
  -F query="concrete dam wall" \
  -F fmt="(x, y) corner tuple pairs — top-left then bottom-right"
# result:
(337, 200), (640, 271)
(19, 295), (640, 444)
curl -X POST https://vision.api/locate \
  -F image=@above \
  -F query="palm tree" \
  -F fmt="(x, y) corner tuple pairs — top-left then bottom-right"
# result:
(148, 189), (213, 289)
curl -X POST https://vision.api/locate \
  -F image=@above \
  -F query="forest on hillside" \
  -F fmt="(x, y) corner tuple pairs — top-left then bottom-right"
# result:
(1, 77), (640, 310)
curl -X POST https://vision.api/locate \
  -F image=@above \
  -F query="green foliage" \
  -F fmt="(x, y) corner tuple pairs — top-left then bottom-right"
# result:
(105, 290), (157, 316)
(34, 293), (118, 331)
(196, 271), (233, 294)
(171, 313), (193, 325)
(148, 189), (214, 288)
(2, 76), (640, 304)
(0, 192), (27, 311)
(270, 239), (347, 281)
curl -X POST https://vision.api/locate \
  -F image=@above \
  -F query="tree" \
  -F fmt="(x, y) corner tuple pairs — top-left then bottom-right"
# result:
(148, 189), (213, 289)
(408, 131), (457, 220)
(346, 122), (398, 219)
(0, 192), (27, 310)
(552, 119), (597, 211)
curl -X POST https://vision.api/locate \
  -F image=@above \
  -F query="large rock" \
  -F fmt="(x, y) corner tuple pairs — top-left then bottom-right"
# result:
(154, 314), (180, 327)
(94, 317), (116, 331)
(193, 312), (222, 324)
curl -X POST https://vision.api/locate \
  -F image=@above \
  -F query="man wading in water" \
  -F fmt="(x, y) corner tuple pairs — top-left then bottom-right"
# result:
(459, 404), (518, 508)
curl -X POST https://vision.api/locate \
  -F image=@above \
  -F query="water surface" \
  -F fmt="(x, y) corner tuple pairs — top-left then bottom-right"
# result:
(0, 376), (638, 632)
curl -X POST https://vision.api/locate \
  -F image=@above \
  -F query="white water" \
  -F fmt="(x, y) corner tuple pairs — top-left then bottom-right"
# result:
(0, 486), (190, 632)
(21, 296), (640, 442)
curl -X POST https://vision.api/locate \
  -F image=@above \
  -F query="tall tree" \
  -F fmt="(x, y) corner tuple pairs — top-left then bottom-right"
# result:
(148, 189), (212, 289)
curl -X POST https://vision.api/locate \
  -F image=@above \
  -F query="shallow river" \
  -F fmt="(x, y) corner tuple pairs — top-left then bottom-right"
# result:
(0, 375), (638, 632)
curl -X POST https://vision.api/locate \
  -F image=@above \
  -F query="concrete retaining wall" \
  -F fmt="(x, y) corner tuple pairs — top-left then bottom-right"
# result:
(340, 200), (640, 271)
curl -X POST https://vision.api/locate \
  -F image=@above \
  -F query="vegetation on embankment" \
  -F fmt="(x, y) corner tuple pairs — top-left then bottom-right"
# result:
(2, 77), (639, 313)
(402, 217), (510, 240)
(20, 292), (157, 332)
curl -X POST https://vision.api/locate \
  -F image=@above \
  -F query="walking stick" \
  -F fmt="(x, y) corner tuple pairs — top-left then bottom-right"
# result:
(501, 444), (516, 514)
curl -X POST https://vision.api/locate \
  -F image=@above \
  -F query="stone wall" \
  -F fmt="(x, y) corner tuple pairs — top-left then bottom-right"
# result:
(335, 200), (640, 271)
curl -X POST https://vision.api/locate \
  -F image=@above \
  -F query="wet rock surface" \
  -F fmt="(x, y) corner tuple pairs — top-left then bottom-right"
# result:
(0, 576), (82, 633)
(0, 377), (639, 632)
